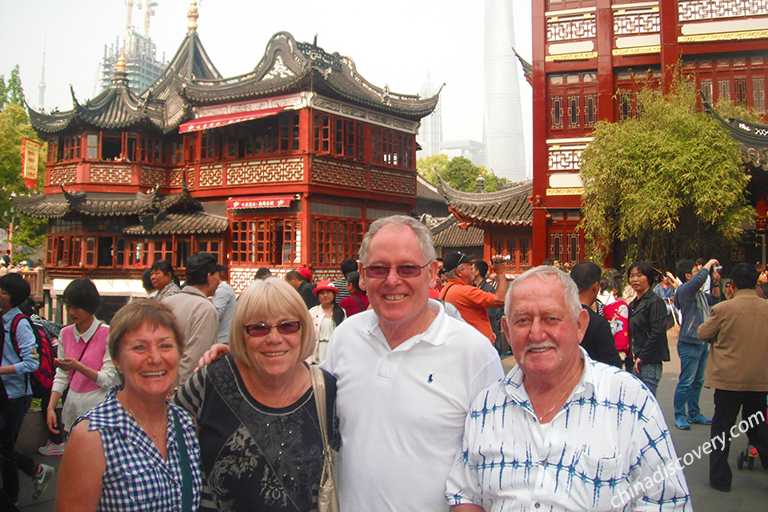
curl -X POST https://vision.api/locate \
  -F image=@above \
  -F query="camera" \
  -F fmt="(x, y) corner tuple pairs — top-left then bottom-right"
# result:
(714, 265), (722, 273)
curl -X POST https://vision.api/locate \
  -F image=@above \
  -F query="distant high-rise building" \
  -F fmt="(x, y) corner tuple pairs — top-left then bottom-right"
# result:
(99, 1), (165, 95)
(418, 73), (443, 157)
(483, 0), (525, 181)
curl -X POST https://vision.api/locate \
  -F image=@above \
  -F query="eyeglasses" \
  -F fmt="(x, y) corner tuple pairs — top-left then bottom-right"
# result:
(363, 262), (431, 279)
(243, 320), (302, 337)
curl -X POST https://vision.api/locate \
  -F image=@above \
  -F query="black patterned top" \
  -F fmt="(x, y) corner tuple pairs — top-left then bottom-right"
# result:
(173, 356), (337, 512)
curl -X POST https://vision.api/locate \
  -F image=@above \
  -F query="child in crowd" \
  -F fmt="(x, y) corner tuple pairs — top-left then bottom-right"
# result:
(44, 279), (117, 454)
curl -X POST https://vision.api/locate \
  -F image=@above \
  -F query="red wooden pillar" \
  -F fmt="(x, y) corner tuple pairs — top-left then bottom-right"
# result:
(659, 0), (680, 93)
(531, 0), (548, 265)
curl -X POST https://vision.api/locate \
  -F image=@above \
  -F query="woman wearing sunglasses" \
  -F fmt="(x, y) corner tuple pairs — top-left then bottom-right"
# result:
(173, 277), (338, 512)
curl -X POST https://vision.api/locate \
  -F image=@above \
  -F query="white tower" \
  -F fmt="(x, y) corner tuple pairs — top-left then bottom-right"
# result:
(38, 46), (46, 111)
(418, 73), (443, 157)
(483, 0), (525, 181)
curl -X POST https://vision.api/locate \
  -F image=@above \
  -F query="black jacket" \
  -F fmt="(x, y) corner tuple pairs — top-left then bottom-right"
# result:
(629, 290), (670, 363)
(298, 281), (320, 309)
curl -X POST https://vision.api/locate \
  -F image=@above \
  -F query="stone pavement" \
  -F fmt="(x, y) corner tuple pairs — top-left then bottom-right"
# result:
(14, 333), (768, 511)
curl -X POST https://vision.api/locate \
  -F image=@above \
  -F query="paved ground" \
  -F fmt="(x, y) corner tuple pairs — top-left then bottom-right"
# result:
(15, 332), (768, 511)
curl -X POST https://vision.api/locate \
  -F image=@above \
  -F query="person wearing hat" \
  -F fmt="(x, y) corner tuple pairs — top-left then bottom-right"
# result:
(163, 252), (226, 386)
(308, 281), (346, 363)
(285, 268), (320, 309)
(438, 251), (508, 343)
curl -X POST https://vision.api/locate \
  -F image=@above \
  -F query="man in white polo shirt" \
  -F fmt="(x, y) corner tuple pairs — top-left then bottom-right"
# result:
(321, 215), (503, 511)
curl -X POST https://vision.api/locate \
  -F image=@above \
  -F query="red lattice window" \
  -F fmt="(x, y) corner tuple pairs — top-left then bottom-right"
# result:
(47, 236), (82, 267)
(152, 240), (173, 264)
(584, 93), (597, 127)
(566, 233), (581, 264)
(231, 218), (300, 265)
(551, 96), (564, 129)
(735, 77), (748, 106)
(197, 239), (222, 262)
(311, 218), (363, 267)
(567, 95), (581, 129)
(755, 77), (766, 114)
(549, 233), (564, 263)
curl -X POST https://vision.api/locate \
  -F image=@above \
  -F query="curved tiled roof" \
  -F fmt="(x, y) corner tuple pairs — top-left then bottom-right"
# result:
(123, 211), (228, 235)
(431, 216), (484, 248)
(13, 186), (203, 219)
(182, 32), (439, 121)
(438, 174), (533, 226)
(29, 29), (221, 135)
(703, 99), (768, 171)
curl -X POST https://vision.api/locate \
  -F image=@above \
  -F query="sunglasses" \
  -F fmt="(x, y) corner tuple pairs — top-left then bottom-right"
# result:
(243, 320), (301, 337)
(363, 262), (431, 279)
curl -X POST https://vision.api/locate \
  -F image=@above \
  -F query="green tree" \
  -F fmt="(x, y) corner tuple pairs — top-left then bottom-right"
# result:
(0, 65), (25, 110)
(417, 154), (509, 193)
(0, 70), (47, 261)
(579, 74), (754, 269)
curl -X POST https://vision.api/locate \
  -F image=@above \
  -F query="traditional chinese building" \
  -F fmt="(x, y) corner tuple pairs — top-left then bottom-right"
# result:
(438, 174), (533, 275)
(17, 2), (438, 305)
(531, 0), (768, 266)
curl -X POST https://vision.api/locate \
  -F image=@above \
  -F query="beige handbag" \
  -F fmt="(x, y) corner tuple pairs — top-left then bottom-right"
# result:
(310, 365), (339, 512)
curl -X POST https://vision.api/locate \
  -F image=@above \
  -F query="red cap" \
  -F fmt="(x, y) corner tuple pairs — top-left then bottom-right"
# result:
(297, 267), (312, 281)
(313, 280), (339, 296)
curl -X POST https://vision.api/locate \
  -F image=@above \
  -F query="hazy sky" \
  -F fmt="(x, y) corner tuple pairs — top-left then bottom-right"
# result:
(0, 0), (533, 175)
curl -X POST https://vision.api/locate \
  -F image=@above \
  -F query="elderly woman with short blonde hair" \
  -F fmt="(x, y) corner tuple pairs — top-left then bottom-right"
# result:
(173, 277), (338, 512)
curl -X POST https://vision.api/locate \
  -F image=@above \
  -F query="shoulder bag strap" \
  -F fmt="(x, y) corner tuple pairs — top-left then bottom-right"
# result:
(172, 408), (193, 512)
(310, 366), (331, 457)
(350, 294), (365, 312)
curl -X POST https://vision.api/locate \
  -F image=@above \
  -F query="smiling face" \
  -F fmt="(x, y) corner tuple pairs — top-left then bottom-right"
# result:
(114, 322), (181, 399)
(503, 275), (587, 384)
(243, 316), (303, 381)
(150, 269), (171, 291)
(361, 224), (438, 340)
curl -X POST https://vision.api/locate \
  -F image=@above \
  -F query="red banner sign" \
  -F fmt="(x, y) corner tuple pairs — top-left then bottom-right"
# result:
(227, 195), (295, 210)
(21, 138), (42, 189)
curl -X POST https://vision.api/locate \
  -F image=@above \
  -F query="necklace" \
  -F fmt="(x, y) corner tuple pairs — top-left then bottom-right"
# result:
(535, 359), (583, 422)
(121, 396), (166, 442)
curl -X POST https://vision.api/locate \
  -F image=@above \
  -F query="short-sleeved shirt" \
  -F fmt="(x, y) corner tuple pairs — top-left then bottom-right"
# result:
(320, 300), (504, 511)
(75, 387), (202, 512)
(446, 349), (692, 511)
(439, 278), (496, 341)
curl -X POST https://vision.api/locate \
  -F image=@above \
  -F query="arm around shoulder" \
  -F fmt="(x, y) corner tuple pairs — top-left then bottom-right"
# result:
(56, 420), (105, 512)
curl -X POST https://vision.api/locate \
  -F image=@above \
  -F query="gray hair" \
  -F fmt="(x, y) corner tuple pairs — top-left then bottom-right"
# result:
(505, 265), (582, 322)
(359, 215), (436, 265)
(443, 267), (459, 280)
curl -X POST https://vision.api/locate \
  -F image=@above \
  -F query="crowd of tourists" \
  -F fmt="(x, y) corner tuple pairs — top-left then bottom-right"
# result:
(2, 216), (768, 511)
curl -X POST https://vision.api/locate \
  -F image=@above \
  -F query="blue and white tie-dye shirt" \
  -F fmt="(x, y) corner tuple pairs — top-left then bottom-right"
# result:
(446, 349), (692, 512)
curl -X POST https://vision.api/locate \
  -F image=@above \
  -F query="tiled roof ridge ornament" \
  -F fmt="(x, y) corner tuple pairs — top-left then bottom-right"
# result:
(60, 184), (87, 209)
(188, 0), (199, 32)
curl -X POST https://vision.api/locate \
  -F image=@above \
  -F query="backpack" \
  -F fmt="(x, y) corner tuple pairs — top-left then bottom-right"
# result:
(9, 314), (56, 398)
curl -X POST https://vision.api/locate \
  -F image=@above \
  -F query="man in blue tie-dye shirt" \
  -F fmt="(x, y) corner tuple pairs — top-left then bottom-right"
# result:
(446, 265), (691, 512)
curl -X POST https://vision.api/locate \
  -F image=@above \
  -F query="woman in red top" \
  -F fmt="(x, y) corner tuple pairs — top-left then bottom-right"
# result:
(339, 271), (369, 317)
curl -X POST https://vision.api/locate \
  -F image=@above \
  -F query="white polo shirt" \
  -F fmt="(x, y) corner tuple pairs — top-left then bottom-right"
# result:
(321, 300), (503, 512)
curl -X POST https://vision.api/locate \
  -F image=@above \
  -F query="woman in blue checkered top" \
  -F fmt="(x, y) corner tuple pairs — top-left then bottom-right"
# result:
(56, 300), (201, 511)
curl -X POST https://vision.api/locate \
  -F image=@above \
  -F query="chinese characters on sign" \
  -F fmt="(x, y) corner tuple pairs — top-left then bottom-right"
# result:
(21, 138), (42, 189)
(226, 195), (294, 209)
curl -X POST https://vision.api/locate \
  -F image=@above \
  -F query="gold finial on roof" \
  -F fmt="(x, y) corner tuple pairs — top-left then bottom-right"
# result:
(116, 51), (127, 73)
(188, 0), (199, 31)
